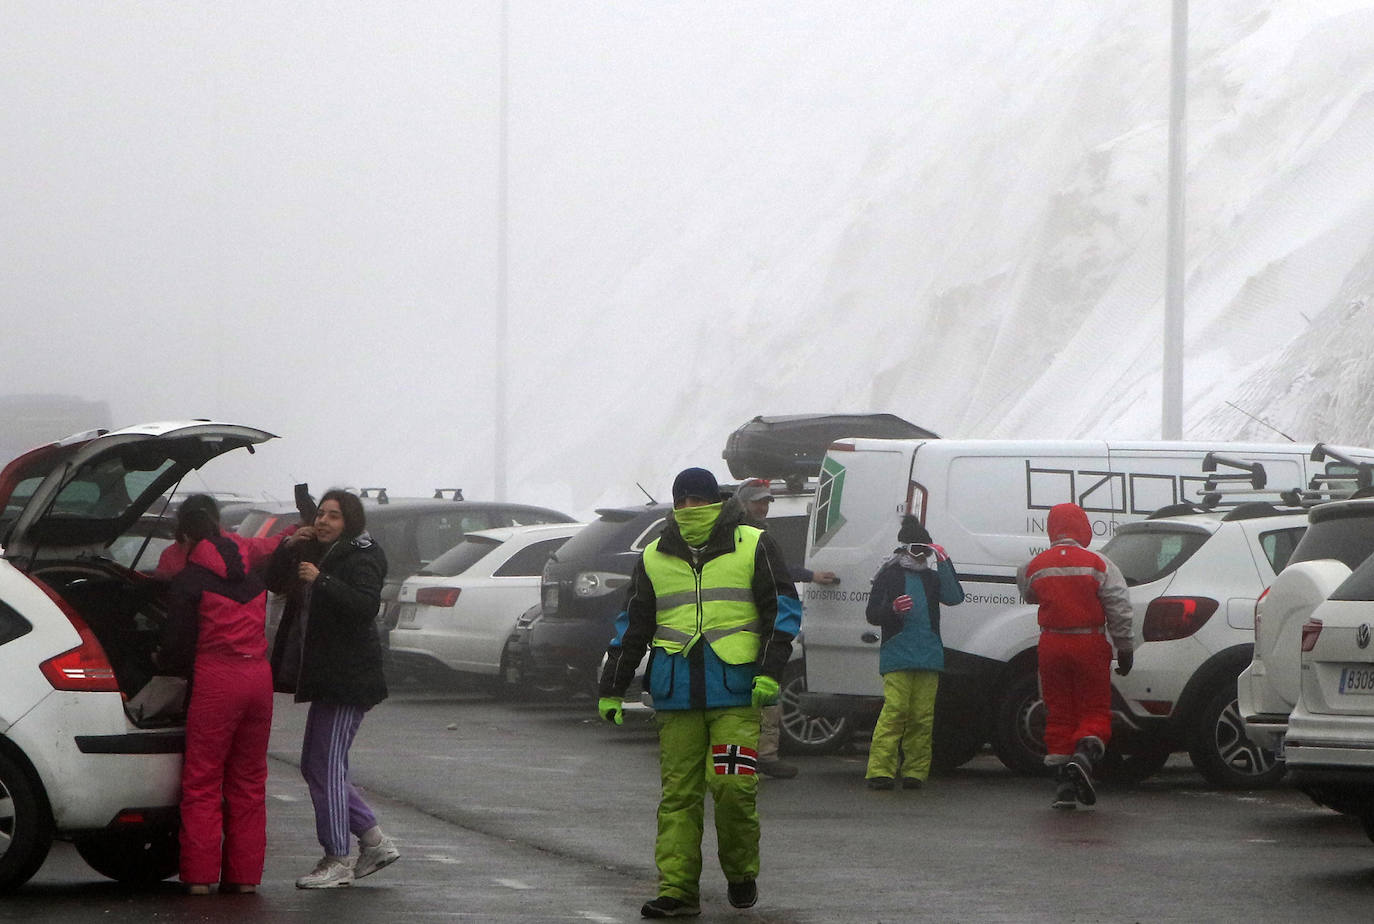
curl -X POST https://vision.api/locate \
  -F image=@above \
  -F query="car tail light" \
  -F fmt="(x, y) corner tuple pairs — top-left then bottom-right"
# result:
(1254, 586), (1270, 635)
(1300, 618), (1323, 652)
(32, 578), (120, 693)
(1142, 596), (1219, 641)
(574, 571), (630, 598)
(541, 581), (560, 614)
(416, 587), (461, 607)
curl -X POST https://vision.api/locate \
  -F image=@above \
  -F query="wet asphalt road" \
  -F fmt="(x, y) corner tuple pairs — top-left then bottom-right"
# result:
(11, 687), (1374, 922)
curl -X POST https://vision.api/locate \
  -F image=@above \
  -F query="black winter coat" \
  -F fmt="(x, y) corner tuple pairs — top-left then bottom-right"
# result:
(266, 532), (389, 709)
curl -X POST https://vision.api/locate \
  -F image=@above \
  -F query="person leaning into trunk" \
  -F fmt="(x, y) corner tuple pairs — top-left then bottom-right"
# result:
(1016, 502), (1135, 810)
(863, 515), (965, 791)
(157, 497), (275, 894)
(267, 489), (400, 888)
(599, 467), (801, 919)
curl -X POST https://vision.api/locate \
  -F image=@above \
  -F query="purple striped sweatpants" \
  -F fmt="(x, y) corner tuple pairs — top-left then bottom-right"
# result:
(300, 702), (378, 856)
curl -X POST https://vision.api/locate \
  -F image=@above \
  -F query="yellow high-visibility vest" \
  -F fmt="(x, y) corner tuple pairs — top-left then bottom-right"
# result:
(643, 526), (762, 665)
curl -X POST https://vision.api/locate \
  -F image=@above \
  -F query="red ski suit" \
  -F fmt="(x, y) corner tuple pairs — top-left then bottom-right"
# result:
(1016, 504), (1133, 760)
(163, 534), (275, 887)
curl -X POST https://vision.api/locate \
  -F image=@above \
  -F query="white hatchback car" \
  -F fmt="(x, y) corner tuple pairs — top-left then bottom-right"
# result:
(0, 420), (274, 891)
(1283, 551), (1374, 833)
(388, 523), (584, 685)
(1099, 502), (1307, 787)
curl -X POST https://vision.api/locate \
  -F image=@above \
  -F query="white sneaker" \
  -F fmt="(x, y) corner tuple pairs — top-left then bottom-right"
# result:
(354, 835), (400, 879)
(295, 856), (354, 889)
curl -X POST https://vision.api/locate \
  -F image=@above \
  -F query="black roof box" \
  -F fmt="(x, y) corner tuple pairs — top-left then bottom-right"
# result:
(723, 414), (937, 480)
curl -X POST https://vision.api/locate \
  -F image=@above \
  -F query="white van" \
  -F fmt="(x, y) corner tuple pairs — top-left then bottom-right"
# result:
(798, 438), (1374, 774)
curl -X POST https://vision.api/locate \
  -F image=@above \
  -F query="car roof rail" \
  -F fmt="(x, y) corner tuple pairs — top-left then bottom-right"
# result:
(1219, 502), (1302, 521)
(1146, 502), (1213, 519)
(359, 487), (389, 504)
(433, 488), (465, 501)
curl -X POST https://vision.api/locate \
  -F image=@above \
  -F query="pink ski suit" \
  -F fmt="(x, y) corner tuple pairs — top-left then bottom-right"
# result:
(162, 533), (275, 887)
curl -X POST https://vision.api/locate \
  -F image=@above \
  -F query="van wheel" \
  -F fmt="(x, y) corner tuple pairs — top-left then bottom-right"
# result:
(779, 662), (851, 756)
(1187, 684), (1284, 788)
(991, 668), (1048, 776)
(74, 828), (179, 883)
(0, 751), (54, 892)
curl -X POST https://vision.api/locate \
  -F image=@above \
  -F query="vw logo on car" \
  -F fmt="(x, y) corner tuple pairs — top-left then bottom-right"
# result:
(1358, 623), (1371, 650)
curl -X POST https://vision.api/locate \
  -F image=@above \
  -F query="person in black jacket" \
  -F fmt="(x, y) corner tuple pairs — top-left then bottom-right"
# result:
(267, 489), (399, 889)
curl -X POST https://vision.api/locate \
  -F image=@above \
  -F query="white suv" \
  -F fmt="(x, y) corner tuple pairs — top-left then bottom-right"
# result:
(1238, 498), (1374, 755)
(0, 420), (274, 890)
(1098, 503), (1307, 787)
(1283, 550), (1374, 833)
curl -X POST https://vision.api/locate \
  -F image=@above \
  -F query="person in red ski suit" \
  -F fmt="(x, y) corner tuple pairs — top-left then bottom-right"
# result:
(1016, 503), (1134, 809)
(158, 501), (275, 893)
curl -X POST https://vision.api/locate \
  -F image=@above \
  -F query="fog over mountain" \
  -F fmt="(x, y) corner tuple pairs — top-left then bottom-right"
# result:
(4, 2), (1374, 517)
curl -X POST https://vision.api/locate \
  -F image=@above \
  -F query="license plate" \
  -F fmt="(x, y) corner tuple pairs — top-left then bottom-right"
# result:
(397, 604), (418, 628)
(1338, 665), (1374, 694)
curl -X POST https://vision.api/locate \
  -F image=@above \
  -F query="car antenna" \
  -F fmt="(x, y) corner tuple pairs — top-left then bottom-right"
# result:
(1223, 401), (1296, 442)
(636, 482), (658, 505)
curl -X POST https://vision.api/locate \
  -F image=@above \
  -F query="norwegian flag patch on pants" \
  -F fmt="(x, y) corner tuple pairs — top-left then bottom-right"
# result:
(712, 743), (759, 775)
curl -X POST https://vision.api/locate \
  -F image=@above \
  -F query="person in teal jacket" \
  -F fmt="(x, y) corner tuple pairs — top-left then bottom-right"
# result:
(863, 515), (965, 790)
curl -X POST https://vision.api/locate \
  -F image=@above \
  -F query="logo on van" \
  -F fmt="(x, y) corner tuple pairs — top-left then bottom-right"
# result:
(812, 456), (847, 549)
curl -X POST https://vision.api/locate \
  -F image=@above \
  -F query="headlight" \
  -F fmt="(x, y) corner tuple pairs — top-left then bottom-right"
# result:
(574, 571), (630, 598)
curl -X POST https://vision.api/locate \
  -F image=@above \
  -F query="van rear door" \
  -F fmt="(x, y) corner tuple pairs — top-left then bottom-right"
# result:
(801, 440), (918, 696)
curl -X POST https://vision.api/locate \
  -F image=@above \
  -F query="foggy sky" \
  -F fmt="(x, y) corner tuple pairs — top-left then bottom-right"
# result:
(6, 2), (1374, 519)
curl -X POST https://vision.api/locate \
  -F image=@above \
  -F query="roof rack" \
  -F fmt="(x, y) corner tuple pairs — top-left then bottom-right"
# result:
(433, 488), (465, 501)
(359, 487), (389, 504)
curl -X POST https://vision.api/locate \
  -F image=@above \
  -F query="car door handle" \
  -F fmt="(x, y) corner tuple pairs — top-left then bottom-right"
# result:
(861, 631), (879, 644)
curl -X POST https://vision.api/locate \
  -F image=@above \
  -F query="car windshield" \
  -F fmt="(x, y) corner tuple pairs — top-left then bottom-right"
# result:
(1101, 528), (1210, 586)
(420, 534), (502, 577)
(1330, 552), (1374, 602)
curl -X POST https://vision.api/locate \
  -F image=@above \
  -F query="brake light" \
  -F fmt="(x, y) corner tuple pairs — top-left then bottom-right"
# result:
(1300, 618), (1323, 652)
(31, 579), (120, 692)
(416, 587), (461, 607)
(1142, 596), (1219, 641)
(1254, 586), (1270, 635)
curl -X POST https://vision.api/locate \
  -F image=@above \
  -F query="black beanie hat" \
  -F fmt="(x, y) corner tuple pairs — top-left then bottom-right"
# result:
(898, 515), (931, 545)
(672, 467), (720, 504)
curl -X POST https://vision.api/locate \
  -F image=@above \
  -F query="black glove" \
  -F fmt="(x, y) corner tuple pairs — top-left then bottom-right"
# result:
(294, 483), (318, 525)
(1115, 650), (1134, 676)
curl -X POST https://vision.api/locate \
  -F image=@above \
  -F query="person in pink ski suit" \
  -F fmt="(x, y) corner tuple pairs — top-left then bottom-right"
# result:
(158, 500), (276, 893)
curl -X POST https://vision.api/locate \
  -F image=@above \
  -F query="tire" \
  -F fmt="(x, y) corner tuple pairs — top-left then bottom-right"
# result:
(1187, 684), (1285, 789)
(778, 661), (852, 756)
(73, 827), (179, 883)
(0, 749), (54, 893)
(1096, 741), (1174, 784)
(991, 668), (1048, 776)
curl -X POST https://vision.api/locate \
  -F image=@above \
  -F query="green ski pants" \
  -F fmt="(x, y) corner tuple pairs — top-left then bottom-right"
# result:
(653, 706), (761, 902)
(865, 669), (939, 782)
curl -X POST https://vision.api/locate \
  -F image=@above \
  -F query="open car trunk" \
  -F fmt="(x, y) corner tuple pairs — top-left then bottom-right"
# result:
(32, 561), (184, 728)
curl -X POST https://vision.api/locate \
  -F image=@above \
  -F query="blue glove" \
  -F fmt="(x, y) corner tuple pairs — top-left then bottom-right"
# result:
(751, 675), (780, 708)
(597, 696), (624, 725)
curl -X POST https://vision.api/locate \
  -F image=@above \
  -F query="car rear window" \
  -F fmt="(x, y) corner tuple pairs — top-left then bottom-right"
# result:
(0, 601), (32, 647)
(1330, 554), (1374, 602)
(1289, 509), (1374, 570)
(554, 514), (651, 561)
(1101, 528), (1210, 586)
(421, 534), (502, 577)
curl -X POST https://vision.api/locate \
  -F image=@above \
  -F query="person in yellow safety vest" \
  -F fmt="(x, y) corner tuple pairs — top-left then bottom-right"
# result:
(599, 467), (801, 920)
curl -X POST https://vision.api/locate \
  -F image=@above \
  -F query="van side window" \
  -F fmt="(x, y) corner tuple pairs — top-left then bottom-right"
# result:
(1258, 527), (1305, 574)
(0, 601), (32, 647)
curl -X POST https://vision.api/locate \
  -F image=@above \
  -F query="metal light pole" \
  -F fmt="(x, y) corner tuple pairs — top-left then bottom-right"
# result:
(493, 0), (509, 499)
(1162, 0), (1187, 440)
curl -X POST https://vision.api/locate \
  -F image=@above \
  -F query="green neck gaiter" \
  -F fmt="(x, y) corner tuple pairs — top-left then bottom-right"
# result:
(673, 502), (722, 546)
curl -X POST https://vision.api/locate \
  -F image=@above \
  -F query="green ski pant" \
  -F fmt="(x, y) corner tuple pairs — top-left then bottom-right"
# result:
(654, 706), (761, 902)
(865, 669), (939, 782)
